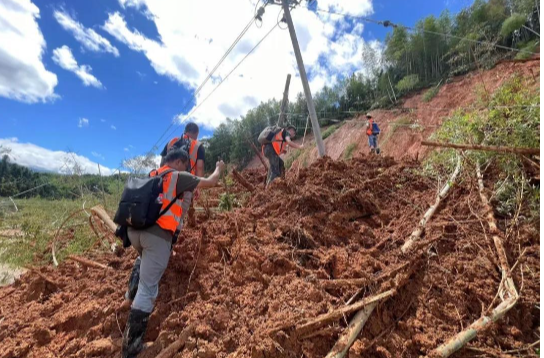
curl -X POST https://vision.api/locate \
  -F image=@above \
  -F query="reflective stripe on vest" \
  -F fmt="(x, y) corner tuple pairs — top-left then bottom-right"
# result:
(367, 119), (374, 136)
(183, 135), (201, 175)
(272, 129), (286, 155)
(150, 166), (183, 234)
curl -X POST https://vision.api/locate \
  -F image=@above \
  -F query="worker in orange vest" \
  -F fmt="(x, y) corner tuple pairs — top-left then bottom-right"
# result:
(122, 148), (224, 358)
(160, 122), (205, 227)
(261, 125), (303, 186)
(366, 114), (381, 154)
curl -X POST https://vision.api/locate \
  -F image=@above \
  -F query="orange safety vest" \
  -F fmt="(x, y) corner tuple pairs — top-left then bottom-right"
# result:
(366, 119), (374, 136)
(150, 166), (183, 234)
(166, 135), (202, 175)
(271, 129), (287, 155)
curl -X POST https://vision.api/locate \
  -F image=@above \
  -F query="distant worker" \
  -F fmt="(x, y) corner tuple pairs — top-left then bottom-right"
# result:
(160, 122), (205, 226)
(365, 114), (381, 154)
(120, 149), (224, 358)
(258, 124), (303, 186)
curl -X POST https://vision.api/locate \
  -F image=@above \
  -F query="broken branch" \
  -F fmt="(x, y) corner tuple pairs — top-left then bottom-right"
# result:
(231, 169), (255, 192)
(294, 289), (395, 336)
(421, 141), (539, 155)
(155, 325), (194, 358)
(402, 154), (462, 253)
(68, 255), (110, 270)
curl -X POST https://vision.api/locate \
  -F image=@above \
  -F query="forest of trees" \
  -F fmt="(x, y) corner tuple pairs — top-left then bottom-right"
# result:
(0, 154), (126, 200)
(202, 0), (540, 171)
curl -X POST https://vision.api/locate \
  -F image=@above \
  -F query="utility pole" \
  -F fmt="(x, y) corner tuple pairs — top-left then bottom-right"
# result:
(280, 0), (326, 157)
(278, 74), (291, 127)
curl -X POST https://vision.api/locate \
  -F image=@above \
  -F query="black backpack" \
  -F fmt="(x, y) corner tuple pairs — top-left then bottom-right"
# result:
(258, 125), (282, 145)
(113, 169), (182, 229)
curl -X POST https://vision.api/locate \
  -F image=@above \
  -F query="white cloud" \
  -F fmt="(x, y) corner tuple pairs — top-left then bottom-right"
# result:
(100, 118), (106, 122)
(52, 45), (103, 88)
(124, 147), (129, 152)
(111, 125), (117, 130)
(104, 0), (374, 129)
(91, 151), (105, 160)
(53, 9), (119, 57)
(0, 137), (114, 175)
(78, 117), (89, 128)
(0, 0), (58, 103)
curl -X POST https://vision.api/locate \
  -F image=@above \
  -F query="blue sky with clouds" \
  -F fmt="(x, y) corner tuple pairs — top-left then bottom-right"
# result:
(0, 0), (470, 175)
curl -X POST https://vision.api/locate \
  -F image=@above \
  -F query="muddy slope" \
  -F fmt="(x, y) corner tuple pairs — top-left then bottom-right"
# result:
(0, 156), (539, 358)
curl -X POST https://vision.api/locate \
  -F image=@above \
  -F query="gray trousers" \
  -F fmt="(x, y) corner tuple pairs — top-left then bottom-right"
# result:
(264, 144), (284, 186)
(127, 227), (172, 313)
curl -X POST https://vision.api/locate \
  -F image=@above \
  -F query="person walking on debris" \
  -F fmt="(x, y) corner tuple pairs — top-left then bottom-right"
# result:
(120, 149), (224, 358)
(160, 122), (205, 227)
(258, 124), (303, 186)
(365, 114), (381, 154)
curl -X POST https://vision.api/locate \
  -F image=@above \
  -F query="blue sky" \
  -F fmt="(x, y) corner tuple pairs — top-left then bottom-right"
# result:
(0, 0), (470, 175)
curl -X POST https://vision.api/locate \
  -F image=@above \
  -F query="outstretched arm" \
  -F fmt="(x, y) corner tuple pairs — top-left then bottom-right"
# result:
(286, 137), (303, 149)
(197, 161), (225, 189)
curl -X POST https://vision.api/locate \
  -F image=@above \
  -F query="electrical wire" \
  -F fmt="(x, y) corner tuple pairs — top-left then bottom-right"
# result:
(157, 22), (280, 153)
(313, 8), (539, 55)
(145, 14), (259, 157)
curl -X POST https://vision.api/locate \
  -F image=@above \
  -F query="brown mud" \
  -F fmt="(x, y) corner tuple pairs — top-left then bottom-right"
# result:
(0, 155), (539, 358)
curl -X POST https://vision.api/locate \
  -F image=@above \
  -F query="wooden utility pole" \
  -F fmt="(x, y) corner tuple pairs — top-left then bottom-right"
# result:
(280, 0), (326, 157)
(278, 74), (291, 126)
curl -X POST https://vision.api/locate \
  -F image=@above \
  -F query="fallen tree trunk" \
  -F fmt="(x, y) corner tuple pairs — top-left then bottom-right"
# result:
(68, 255), (110, 270)
(421, 141), (539, 156)
(402, 154), (462, 253)
(325, 302), (378, 358)
(248, 140), (268, 170)
(231, 169), (255, 192)
(426, 163), (518, 358)
(294, 289), (395, 337)
(155, 325), (194, 358)
(90, 205), (117, 233)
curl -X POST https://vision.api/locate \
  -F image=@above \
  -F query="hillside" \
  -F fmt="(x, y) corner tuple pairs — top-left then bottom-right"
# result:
(260, 56), (540, 172)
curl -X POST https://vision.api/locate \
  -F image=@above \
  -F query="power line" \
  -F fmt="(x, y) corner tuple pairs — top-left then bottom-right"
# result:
(157, 22), (280, 153)
(146, 14), (259, 157)
(313, 8), (539, 55)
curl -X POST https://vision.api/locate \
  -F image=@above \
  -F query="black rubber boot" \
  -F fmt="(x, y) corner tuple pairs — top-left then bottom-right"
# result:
(122, 308), (150, 358)
(126, 257), (141, 301)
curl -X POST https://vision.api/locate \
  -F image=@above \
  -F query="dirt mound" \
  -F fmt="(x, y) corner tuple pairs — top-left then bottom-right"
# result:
(0, 156), (539, 358)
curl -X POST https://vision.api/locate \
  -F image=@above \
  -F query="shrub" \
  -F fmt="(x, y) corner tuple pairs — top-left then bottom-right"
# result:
(321, 125), (339, 140)
(422, 85), (440, 102)
(395, 74), (419, 93)
(344, 143), (357, 159)
(500, 14), (526, 37)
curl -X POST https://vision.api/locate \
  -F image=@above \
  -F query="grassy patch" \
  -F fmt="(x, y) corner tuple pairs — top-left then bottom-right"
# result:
(344, 143), (357, 160)
(321, 124), (339, 140)
(285, 148), (304, 170)
(515, 39), (539, 60)
(0, 196), (107, 268)
(422, 85), (440, 102)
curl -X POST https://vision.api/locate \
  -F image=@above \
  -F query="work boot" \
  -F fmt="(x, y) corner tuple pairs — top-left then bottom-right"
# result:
(376, 148), (381, 155)
(125, 257), (141, 301)
(122, 308), (150, 358)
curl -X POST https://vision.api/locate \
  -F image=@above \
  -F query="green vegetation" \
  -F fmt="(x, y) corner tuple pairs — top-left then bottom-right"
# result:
(0, 154), (125, 200)
(321, 124), (340, 140)
(500, 14), (526, 37)
(0, 196), (104, 268)
(425, 76), (539, 217)
(422, 84), (440, 102)
(201, 0), (538, 170)
(344, 143), (357, 160)
(515, 39), (539, 60)
(285, 148), (304, 170)
(396, 75), (420, 94)
(218, 193), (239, 212)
